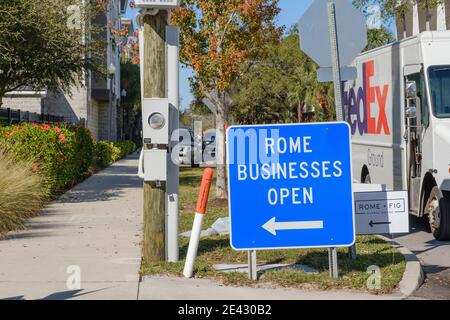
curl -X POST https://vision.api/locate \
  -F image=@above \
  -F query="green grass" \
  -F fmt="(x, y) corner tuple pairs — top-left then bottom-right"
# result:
(142, 168), (406, 294)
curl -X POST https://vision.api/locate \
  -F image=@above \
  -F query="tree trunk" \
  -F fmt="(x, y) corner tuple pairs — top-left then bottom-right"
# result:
(215, 91), (230, 199)
(319, 94), (333, 121)
(297, 101), (303, 123)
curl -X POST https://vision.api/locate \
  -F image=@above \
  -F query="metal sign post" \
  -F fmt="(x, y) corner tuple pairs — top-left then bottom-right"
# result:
(327, 2), (343, 274)
(328, 246), (338, 279)
(248, 251), (258, 281)
(328, 2), (343, 121)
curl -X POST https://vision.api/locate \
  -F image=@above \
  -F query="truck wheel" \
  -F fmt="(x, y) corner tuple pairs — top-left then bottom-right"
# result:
(426, 187), (450, 241)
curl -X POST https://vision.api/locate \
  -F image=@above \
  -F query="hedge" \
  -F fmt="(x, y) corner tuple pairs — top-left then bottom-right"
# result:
(0, 123), (137, 196)
(93, 140), (137, 169)
(0, 123), (93, 195)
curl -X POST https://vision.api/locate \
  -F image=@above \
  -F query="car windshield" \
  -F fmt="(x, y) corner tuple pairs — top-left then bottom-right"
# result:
(428, 66), (450, 118)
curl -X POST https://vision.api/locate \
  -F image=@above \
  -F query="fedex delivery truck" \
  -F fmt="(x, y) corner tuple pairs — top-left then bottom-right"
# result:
(345, 31), (450, 240)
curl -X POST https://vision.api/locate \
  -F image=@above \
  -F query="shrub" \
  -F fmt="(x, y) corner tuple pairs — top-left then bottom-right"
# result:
(93, 140), (137, 169)
(0, 123), (93, 195)
(120, 140), (137, 155)
(115, 140), (137, 157)
(0, 149), (46, 235)
(93, 141), (113, 168)
(111, 143), (124, 162)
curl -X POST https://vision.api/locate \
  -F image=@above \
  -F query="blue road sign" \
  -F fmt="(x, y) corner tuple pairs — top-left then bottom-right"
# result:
(226, 122), (355, 251)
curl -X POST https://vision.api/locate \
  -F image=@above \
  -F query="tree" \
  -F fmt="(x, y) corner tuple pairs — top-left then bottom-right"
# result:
(353, 0), (444, 21)
(172, 0), (283, 199)
(365, 27), (395, 51)
(232, 31), (334, 125)
(120, 60), (141, 141)
(121, 61), (141, 112)
(0, 0), (107, 107)
(0, 0), (136, 108)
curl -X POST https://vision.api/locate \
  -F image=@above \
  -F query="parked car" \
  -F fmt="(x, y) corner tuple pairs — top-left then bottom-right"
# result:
(178, 126), (202, 167)
(203, 129), (216, 165)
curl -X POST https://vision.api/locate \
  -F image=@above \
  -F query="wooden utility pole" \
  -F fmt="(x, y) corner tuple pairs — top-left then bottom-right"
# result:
(142, 11), (168, 263)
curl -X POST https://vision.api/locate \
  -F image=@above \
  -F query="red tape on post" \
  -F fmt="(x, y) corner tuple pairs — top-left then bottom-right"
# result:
(195, 168), (214, 215)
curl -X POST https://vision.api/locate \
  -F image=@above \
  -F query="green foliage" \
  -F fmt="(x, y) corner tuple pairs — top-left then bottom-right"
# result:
(232, 19), (395, 125)
(93, 141), (113, 168)
(0, 149), (46, 235)
(111, 143), (124, 163)
(232, 33), (334, 124)
(115, 140), (137, 157)
(353, 0), (444, 21)
(0, 122), (136, 235)
(0, 123), (93, 195)
(93, 140), (137, 169)
(365, 27), (396, 51)
(121, 61), (141, 112)
(0, 0), (105, 106)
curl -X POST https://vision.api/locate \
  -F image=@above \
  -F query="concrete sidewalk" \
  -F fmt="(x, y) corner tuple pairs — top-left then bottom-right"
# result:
(139, 276), (403, 300)
(0, 154), (143, 300)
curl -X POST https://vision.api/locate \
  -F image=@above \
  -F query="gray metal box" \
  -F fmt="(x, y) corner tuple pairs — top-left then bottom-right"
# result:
(144, 149), (167, 182)
(142, 98), (170, 145)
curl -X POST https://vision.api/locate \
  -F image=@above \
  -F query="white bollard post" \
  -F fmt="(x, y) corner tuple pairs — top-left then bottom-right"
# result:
(183, 168), (214, 278)
(183, 213), (205, 278)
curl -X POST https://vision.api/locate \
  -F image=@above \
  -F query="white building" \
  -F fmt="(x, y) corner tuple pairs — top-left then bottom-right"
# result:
(397, 1), (450, 40)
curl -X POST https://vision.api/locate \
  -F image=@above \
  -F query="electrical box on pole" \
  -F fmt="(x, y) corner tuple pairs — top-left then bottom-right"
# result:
(136, 0), (181, 263)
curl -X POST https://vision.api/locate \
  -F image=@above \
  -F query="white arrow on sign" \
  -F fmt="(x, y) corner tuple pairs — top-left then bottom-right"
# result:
(262, 217), (324, 236)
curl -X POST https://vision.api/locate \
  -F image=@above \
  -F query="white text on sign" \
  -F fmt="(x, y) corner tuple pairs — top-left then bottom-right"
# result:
(234, 136), (344, 207)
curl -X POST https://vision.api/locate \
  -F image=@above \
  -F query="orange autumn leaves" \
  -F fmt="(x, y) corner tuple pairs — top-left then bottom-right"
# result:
(171, 0), (283, 93)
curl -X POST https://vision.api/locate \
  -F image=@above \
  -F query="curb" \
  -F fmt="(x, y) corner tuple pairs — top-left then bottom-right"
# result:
(378, 235), (424, 299)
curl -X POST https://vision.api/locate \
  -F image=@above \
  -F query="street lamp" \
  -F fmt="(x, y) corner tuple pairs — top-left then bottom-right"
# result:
(121, 89), (127, 140)
(107, 63), (116, 141)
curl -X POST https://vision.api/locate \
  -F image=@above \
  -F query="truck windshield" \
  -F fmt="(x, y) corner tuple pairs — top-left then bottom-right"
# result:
(428, 66), (450, 118)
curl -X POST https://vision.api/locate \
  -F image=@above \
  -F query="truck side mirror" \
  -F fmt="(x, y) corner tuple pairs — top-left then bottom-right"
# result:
(405, 81), (417, 100)
(405, 106), (417, 119)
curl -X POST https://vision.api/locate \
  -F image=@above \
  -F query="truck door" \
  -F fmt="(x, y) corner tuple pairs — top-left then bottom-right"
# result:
(404, 70), (430, 215)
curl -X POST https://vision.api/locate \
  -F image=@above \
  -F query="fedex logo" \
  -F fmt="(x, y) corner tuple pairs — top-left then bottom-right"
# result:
(344, 60), (391, 136)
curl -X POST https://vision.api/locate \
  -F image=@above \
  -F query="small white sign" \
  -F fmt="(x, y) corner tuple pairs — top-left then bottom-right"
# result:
(355, 191), (410, 235)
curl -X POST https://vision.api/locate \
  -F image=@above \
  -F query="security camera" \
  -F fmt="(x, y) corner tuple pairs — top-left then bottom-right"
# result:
(134, 0), (181, 10)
